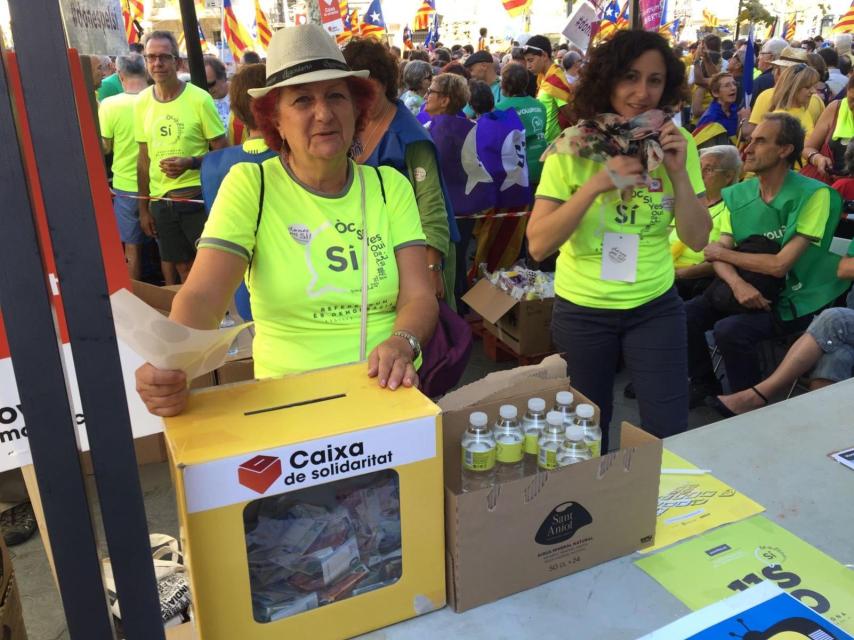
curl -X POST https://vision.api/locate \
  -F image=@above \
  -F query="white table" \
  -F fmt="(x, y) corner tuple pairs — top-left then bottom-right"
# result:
(361, 378), (854, 639)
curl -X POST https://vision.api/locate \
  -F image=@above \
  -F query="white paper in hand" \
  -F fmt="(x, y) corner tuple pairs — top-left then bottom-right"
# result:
(110, 288), (252, 380)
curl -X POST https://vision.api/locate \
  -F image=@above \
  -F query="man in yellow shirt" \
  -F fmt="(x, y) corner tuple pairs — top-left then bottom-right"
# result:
(100, 52), (149, 281)
(135, 31), (227, 283)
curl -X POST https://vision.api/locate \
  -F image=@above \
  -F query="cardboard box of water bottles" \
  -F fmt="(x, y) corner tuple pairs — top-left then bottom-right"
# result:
(162, 363), (445, 639)
(439, 355), (663, 612)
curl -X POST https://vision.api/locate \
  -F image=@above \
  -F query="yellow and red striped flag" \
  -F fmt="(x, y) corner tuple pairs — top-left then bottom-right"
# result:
(223, 0), (255, 59)
(336, 0), (352, 45)
(350, 9), (361, 36)
(834, 2), (854, 33)
(413, 0), (435, 30)
(122, 0), (144, 45)
(502, 0), (533, 18)
(254, 0), (272, 50)
(784, 17), (796, 40)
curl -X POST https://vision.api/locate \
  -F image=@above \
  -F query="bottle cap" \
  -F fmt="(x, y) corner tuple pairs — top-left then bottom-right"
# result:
(499, 404), (518, 420)
(576, 404), (595, 419)
(556, 391), (574, 406)
(528, 397), (546, 412)
(565, 424), (584, 440)
(469, 411), (488, 427)
(546, 411), (563, 426)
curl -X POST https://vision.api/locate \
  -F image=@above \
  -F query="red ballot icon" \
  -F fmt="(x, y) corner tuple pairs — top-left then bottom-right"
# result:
(238, 455), (282, 494)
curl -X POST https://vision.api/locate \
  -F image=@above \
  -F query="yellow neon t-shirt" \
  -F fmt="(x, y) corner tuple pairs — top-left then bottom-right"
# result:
(133, 82), (225, 197)
(749, 88), (823, 133)
(670, 199), (727, 268)
(719, 187), (829, 243)
(99, 92), (140, 192)
(536, 127), (705, 309)
(198, 159), (426, 379)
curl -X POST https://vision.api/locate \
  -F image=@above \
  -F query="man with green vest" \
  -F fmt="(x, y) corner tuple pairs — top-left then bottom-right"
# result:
(685, 112), (849, 406)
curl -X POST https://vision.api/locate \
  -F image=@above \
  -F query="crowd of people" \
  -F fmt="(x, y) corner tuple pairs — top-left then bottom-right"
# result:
(84, 24), (854, 467)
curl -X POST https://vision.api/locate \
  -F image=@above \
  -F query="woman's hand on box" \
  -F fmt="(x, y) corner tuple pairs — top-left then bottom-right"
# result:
(135, 363), (189, 417)
(367, 336), (418, 391)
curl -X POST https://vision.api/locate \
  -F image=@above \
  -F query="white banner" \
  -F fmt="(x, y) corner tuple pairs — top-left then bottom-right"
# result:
(0, 341), (164, 472)
(59, 0), (128, 56)
(182, 416), (438, 514)
(562, 1), (599, 52)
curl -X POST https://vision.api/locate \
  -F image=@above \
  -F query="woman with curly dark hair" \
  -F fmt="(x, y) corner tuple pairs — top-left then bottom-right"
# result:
(526, 30), (711, 450)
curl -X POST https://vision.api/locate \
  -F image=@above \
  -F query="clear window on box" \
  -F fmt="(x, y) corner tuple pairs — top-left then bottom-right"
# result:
(243, 469), (402, 623)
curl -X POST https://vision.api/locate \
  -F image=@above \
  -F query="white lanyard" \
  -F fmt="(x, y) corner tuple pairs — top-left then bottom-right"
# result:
(357, 166), (369, 361)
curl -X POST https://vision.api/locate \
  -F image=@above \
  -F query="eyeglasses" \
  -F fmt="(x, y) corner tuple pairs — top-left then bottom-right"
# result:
(426, 87), (444, 96)
(144, 53), (176, 64)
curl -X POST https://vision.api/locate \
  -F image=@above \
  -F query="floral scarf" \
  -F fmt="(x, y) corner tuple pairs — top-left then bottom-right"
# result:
(541, 109), (671, 191)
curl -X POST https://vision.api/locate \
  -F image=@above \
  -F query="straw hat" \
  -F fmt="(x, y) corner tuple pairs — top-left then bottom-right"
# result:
(770, 46), (810, 68)
(248, 24), (369, 98)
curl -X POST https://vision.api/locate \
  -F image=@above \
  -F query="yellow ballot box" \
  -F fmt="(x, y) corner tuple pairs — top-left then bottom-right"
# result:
(163, 363), (445, 640)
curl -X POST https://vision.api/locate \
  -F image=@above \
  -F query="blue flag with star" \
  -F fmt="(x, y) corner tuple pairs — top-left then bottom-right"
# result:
(360, 0), (387, 38)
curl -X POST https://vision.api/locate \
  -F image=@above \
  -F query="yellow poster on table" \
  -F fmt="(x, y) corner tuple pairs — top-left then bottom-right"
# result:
(640, 450), (764, 554)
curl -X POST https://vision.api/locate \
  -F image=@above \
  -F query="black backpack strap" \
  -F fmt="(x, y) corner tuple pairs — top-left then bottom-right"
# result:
(374, 165), (386, 203)
(247, 162), (265, 282)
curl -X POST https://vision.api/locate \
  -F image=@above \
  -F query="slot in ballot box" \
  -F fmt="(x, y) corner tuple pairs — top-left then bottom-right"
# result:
(163, 363), (445, 639)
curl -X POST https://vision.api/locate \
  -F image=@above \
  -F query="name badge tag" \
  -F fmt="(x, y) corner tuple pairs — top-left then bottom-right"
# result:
(601, 233), (640, 283)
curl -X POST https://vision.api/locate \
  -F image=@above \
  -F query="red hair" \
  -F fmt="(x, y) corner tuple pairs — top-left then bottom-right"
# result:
(250, 77), (376, 153)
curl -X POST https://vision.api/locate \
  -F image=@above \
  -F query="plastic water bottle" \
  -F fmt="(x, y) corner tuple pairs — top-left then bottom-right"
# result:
(575, 403), (602, 458)
(522, 398), (547, 474)
(220, 311), (239, 356)
(461, 411), (496, 492)
(553, 391), (576, 426)
(493, 404), (524, 484)
(557, 424), (592, 467)
(537, 411), (564, 471)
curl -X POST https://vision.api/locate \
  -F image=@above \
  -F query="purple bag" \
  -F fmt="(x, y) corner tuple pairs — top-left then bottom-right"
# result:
(418, 301), (473, 398)
(476, 109), (533, 210)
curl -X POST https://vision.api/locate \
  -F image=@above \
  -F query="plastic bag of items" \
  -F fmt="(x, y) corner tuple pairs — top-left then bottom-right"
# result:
(481, 262), (555, 301)
(244, 471), (402, 623)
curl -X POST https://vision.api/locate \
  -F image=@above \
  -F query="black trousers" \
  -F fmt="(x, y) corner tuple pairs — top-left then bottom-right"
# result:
(685, 295), (815, 392)
(551, 287), (688, 451)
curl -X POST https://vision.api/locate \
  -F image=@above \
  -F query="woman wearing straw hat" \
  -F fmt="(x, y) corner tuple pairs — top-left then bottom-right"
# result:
(135, 25), (437, 417)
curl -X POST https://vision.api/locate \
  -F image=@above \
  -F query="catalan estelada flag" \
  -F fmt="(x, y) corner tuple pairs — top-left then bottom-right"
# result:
(254, 0), (272, 51)
(502, 0), (532, 17)
(834, 1), (854, 33)
(413, 0), (435, 30)
(597, 0), (624, 41)
(403, 24), (414, 50)
(360, 0), (386, 39)
(223, 0), (255, 59)
(703, 8), (718, 27)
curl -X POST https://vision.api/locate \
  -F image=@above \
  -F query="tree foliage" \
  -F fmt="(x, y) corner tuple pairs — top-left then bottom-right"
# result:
(738, 0), (775, 26)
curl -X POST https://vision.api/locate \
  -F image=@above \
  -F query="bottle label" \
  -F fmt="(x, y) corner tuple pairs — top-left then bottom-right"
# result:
(496, 440), (523, 463)
(538, 447), (558, 470)
(586, 437), (601, 458)
(462, 447), (496, 471)
(524, 432), (539, 455)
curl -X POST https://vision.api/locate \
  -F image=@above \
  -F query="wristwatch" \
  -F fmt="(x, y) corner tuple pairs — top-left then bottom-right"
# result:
(392, 330), (422, 360)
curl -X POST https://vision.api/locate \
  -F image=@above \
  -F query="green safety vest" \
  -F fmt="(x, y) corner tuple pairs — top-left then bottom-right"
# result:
(721, 171), (847, 321)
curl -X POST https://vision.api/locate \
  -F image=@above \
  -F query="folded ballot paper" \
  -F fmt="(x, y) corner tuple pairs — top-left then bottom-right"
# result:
(110, 288), (251, 381)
